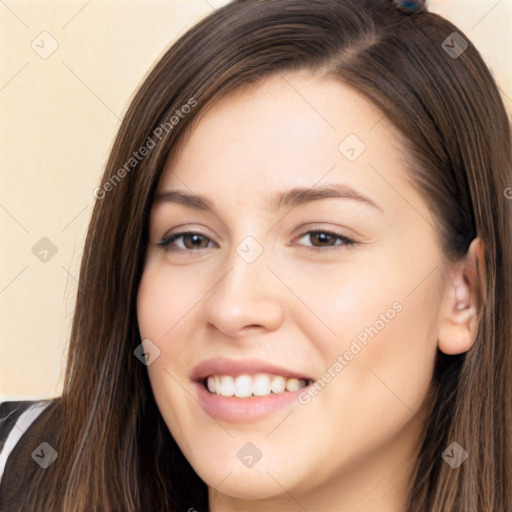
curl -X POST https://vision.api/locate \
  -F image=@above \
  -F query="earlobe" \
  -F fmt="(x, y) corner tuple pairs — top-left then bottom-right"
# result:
(437, 237), (486, 355)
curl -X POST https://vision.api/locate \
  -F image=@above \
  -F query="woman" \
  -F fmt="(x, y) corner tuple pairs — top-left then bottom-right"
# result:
(1, 0), (510, 510)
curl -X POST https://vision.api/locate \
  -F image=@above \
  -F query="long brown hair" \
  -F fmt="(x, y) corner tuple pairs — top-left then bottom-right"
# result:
(3, 0), (510, 510)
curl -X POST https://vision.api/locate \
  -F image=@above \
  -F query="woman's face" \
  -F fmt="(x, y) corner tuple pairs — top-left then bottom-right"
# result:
(137, 73), (449, 510)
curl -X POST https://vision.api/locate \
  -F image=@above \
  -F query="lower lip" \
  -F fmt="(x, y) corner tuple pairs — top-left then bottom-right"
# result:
(193, 381), (307, 423)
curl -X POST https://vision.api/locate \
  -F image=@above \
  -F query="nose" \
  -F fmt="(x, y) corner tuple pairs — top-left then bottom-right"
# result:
(201, 242), (286, 337)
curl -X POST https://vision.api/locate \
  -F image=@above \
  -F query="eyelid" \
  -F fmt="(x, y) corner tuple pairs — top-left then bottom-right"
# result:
(156, 230), (217, 250)
(156, 223), (219, 244)
(292, 229), (358, 251)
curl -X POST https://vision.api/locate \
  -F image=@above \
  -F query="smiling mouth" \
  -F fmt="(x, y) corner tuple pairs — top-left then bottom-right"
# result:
(202, 373), (313, 398)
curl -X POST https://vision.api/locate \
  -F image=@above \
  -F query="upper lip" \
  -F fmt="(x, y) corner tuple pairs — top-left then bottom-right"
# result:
(189, 357), (314, 382)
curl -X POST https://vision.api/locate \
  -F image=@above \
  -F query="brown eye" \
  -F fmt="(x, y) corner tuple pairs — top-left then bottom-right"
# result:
(157, 231), (214, 251)
(310, 232), (337, 247)
(296, 230), (357, 251)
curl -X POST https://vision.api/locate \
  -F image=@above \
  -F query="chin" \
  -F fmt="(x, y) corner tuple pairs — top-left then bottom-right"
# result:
(201, 467), (288, 501)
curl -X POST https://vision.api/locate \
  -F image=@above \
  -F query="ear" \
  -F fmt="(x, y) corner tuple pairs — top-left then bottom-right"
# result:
(437, 237), (486, 355)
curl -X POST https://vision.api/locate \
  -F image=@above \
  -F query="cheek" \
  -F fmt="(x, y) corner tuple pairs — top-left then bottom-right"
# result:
(294, 241), (440, 441)
(307, 263), (440, 443)
(136, 264), (209, 447)
(137, 263), (201, 348)
(287, 284), (439, 492)
(310, 226), (442, 373)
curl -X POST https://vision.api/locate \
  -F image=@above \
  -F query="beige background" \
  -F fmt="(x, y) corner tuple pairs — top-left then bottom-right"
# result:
(1, 0), (511, 401)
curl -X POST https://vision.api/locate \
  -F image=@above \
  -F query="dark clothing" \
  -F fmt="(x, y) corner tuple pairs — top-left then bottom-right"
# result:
(0, 399), (54, 509)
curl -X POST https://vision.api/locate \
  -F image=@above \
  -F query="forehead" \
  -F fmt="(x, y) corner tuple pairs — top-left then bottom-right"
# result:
(157, 72), (411, 213)
(164, 72), (395, 168)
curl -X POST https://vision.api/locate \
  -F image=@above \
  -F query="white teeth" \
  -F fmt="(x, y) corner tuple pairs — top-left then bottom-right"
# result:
(252, 375), (271, 396)
(234, 375), (253, 398)
(205, 373), (309, 397)
(220, 375), (235, 396)
(270, 375), (286, 394)
(286, 378), (303, 392)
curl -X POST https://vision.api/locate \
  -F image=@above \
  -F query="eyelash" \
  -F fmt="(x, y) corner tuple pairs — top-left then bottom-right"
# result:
(156, 229), (358, 253)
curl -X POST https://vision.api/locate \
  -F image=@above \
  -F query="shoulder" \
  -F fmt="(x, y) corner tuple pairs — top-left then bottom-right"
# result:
(0, 400), (47, 442)
(0, 399), (56, 486)
(0, 400), (52, 450)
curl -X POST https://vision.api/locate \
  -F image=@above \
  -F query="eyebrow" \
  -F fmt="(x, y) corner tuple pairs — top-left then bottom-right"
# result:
(153, 183), (383, 214)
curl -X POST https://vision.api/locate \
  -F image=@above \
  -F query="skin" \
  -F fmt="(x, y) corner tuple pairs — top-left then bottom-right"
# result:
(136, 72), (484, 512)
